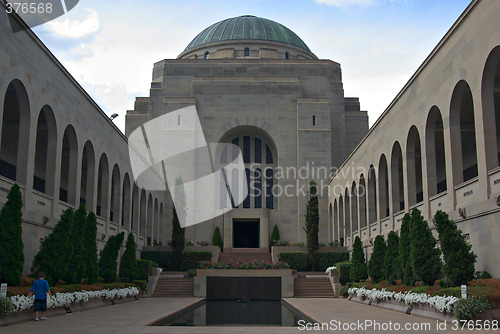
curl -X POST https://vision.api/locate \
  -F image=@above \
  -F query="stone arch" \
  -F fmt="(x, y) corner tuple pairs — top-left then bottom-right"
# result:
(358, 174), (367, 229)
(97, 154), (110, 217)
(378, 154), (389, 219)
(406, 126), (423, 206)
(33, 105), (57, 196)
(147, 193), (153, 245)
(344, 188), (351, 237)
(60, 125), (79, 205)
(110, 164), (121, 223)
(450, 80), (478, 185)
(391, 142), (404, 213)
(80, 141), (96, 208)
(140, 188), (146, 235)
(154, 198), (159, 244)
(338, 194), (344, 245)
(425, 106), (447, 196)
(0, 79), (31, 184)
(122, 173), (131, 227)
(367, 164), (377, 224)
(481, 46), (500, 171)
(333, 199), (339, 242)
(131, 183), (139, 231)
(159, 202), (164, 244)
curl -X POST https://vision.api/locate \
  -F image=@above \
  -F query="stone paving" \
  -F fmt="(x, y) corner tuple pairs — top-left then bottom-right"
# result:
(0, 297), (496, 333)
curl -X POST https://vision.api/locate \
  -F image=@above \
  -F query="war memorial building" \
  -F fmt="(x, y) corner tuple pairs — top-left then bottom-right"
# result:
(0, 0), (499, 277)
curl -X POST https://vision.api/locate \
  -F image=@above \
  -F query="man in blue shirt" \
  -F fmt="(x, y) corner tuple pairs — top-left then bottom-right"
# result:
(27, 272), (52, 321)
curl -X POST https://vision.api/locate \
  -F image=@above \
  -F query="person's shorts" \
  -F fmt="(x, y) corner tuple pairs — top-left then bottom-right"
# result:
(34, 299), (47, 312)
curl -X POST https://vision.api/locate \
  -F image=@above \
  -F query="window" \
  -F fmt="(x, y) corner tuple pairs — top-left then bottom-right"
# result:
(266, 168), (274, 209)
(244, 48), (250, 57)
(243, 136), (250, 163)
(285, 52), (289, 59)
(204, 51), (209, 59)
(254, 138), (262, 163)
(313, 115), (316, 126)
(243, 169), (251, 208)
(266, 145), (273, 164)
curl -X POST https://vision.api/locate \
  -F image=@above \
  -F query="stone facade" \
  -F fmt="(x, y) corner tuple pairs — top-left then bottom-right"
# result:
(327, 0), (500, 277)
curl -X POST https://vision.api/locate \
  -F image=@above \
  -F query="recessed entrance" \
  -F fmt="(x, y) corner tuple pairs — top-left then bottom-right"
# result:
(233, 219), (260, 248)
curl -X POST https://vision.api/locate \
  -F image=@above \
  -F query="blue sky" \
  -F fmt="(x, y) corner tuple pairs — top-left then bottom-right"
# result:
(33, 0), (472, 132)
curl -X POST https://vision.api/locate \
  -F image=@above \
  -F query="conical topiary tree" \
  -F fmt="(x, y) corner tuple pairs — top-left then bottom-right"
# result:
(65, 203), (87, 284)
(31, 208), (74, 285)
(409, 208), (442, 286)
(212, 226), (223, 249)
(0, 184), (24, 286)
(350, 236), (367, 282)
(399, 213), (414, 286)
(270, 225), (280, 247)
(172, 177), (186, 270)
(434, 210), (476, 286)
(368, 235), (386, 283)
(83, 212), (99, 284)
(304, 181), (319, 271)
(119, 232), (138, 281)
(98, 232), (125, 283)
(384, 231), (400, 284)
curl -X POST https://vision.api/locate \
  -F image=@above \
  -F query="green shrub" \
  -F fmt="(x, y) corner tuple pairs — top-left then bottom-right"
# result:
(0, 297), (14, 317)
(212, 226), (223, 249)
(141, 251), (172, 269)
(368, 235), (386, 283)
(83, 212), (99, 284)
(474, 271), (493, 280)
(318, 251), (349, 272)
(181, 251), (212, 270)
(292, 242), (305, 246)
(350, 237), (367, 282)
(0, 184), (24, 287)
(98, 232), (125, 283)
(65, 203), (87, 284)
(279, 252), (308, 271)
(434, 210), (476, 286)
(339, 285), (350, 298)
(399, 213), (414, 286)
(31, 208), (74, 285)
(337, 261), (352, 285)
(439, 279), (451, 289)
(328, 241), (339, 247)
(136, 259), (157, 281)
(132, 280), (147, 291)
(410, 286), (429, 294)
(271, 225), (280, 246)
(384, 231), (400, 285)
(453, 296), (494, 321)
(119, 232), (138, 281)
(409, 209), (442, 286)
(187, 269), (197, 277)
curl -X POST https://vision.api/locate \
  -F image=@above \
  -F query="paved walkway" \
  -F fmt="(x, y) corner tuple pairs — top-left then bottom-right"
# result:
(0, 297), (495, 333)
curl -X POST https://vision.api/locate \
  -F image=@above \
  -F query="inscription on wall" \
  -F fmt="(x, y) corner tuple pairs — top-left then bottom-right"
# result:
(463, 190), (473, 197)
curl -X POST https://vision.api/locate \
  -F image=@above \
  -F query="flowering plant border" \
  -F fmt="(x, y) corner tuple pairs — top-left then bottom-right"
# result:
(348, 287), (459, 313)
(9, 287), (139, 313)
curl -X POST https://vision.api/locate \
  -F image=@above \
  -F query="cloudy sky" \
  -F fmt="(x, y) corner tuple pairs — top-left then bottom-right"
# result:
(32, 0), (472, 133)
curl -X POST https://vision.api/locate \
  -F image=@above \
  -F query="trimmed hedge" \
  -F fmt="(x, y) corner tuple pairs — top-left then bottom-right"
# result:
(132, 280), (147, 291)
(336, 261), (352, 285)
(278, 251), (349, 272)
(136, 259), (157, 281)
(141, 251), (212, 271)
(279, 252), (308, 271)
(318, 252), (349, 272)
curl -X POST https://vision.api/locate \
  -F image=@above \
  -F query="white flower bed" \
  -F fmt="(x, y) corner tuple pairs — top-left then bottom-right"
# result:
(348, 287), (459, 313)
(9, 287), (139, 313)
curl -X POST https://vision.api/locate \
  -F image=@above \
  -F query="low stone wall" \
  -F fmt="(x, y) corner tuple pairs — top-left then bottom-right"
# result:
(271, 246), (346, 263)
(0, 296), (137, 326)
(194, 269), (294, 298)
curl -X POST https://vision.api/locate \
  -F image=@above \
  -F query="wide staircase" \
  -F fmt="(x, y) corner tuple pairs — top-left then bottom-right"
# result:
(153, 272), (194, 298)
(294, 272), (334, 298)
(218, 249), (272, 263)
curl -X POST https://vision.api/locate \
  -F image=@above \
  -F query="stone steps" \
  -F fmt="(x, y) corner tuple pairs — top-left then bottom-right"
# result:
(153, 277), (194, 297)
(218, 252), (272, 263)
(294, 277), (334, 298)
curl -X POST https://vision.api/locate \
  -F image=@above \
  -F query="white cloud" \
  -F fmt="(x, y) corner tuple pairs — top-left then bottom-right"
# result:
(46, 8), (99, 38)
(314, 0), (376, 7)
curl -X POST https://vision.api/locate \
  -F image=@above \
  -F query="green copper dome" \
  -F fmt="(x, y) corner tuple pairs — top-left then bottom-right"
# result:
(184, 15), (311, 52)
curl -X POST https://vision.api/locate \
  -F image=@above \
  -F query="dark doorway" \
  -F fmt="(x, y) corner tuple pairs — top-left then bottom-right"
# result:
(233, 219), (260, 248)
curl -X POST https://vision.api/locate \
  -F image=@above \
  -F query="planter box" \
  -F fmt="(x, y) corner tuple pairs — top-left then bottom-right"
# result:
(349, 296), (455, 322)
(0, 296), (137, 326)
